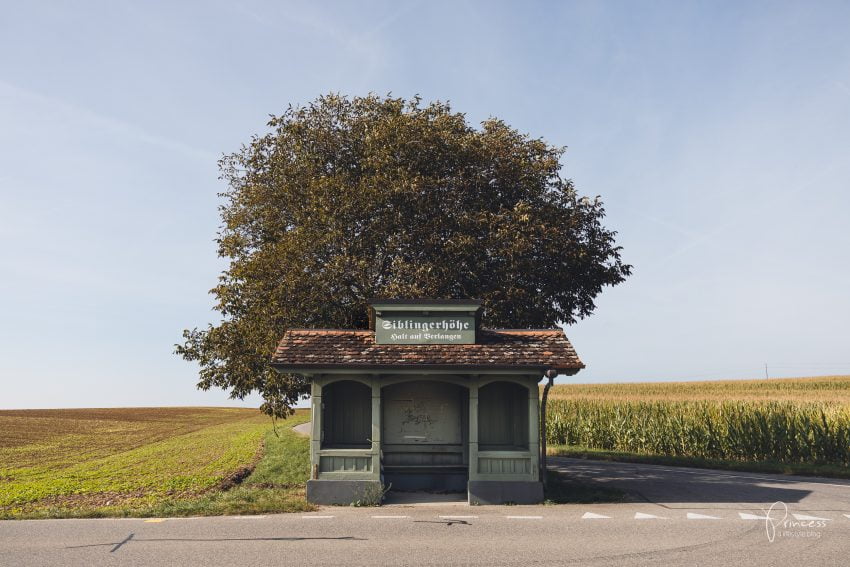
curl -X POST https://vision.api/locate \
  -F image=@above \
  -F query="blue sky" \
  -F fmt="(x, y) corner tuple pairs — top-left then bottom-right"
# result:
(2, 1), (849, 409)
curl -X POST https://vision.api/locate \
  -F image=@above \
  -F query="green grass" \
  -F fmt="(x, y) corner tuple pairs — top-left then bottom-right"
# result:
(245, 420), (313, 487)
(0, 408), (315, 520)
(131, 412), (317, 518)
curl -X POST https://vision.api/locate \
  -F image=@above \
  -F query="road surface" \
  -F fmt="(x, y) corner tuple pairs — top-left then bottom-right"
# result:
(2, 457), (849, 566)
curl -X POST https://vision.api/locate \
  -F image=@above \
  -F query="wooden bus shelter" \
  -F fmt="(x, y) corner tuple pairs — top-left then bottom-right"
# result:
(271, 299), (584, 505)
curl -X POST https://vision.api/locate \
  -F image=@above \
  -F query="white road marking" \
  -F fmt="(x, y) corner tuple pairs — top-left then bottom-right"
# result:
(371, 515), (410, 519)
(302, 515), (335, 519)
(439, 515), (477, 519)
(686, 513), (721, 520)
(232, 515), (267, 519)
(792, 514), (830, 521)
(581, 512), (610, 519)
(739, 513), (768, 520)
(505, 515), (543, 519)
(634, 512), (667, 520)
(844, 514), (850, 519)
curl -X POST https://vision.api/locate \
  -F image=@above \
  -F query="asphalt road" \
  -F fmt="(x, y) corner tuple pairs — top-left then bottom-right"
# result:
(2, 458), (849, 566)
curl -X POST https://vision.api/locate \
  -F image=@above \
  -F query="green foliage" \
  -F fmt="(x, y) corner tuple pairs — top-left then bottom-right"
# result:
(140, 411), (316, 518)
(546, 399), (850, 466)
(0, 408), (271, 511)
(243, 423), (311, 487)
(146, 485), (313, 518)
(0, 409), (315, 519)
(177, 93), (631, 417)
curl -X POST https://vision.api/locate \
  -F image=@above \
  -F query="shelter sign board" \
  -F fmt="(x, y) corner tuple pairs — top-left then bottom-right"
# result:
(375, 313), (475, 344)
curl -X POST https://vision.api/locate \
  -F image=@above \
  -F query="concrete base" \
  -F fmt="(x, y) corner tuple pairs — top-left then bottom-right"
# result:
(467, 480), (544, 505)
(383, 491), (468, 505)
(306, 480), (384, 505)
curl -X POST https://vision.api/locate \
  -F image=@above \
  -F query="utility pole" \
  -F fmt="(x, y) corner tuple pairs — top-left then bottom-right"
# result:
(765, 363), (769, 380)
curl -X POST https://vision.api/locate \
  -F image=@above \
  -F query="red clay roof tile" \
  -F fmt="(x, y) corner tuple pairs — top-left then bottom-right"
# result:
(271, 328), (584, 373)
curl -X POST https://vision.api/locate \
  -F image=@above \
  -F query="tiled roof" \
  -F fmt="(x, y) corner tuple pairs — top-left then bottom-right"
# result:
(271, 329), (584, 373)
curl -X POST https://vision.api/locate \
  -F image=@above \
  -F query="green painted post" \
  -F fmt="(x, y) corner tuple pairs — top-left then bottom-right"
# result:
(310, 376), (322, 479)
(528, 379), (540, 481)
(540, 369), (557, 488)
(468, 379), (479, 481)
(370, 377), (382, 481)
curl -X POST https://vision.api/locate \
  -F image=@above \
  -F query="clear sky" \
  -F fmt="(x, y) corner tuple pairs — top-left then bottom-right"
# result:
(2, 1), (849, 410)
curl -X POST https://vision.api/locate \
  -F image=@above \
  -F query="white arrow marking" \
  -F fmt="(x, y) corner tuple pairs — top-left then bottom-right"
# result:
(634, 512), (667, 520)
(582, 512), (610, 519)
(844, 514), (850, 519)
(687, 513), (721, 520)
(792, 514), (830, 521)
(739, 513), (767, 520)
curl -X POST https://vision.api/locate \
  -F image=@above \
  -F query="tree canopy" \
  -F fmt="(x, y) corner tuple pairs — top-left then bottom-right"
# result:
(177, 94), (631, 417)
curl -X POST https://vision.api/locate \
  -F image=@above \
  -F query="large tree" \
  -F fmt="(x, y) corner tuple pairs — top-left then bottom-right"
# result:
(177, 94), (631, 417)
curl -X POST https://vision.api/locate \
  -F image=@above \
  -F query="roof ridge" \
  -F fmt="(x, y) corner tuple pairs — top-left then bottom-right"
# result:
(286, 328), (564, 333)
(286, 328), (371, 332)
(481, 328), (564, 333)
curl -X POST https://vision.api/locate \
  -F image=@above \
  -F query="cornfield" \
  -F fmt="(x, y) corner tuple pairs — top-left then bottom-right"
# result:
(546, 376), (850, 466)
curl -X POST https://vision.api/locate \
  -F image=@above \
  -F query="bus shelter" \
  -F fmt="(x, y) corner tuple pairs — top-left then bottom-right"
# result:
(271, 299), (584, 505)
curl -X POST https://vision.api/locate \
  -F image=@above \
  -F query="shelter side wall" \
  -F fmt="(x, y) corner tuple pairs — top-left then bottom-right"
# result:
(311, 374), (381, 481)
(469, 375), (540, 483)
